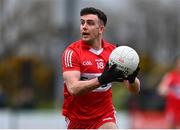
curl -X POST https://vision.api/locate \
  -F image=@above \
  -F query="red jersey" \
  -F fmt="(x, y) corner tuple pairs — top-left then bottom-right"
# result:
(62, 39), (116, 122)
(162, 70), (180, 123)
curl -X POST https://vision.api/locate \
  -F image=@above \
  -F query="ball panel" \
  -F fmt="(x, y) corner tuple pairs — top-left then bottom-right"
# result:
(109, 46), (139, 76)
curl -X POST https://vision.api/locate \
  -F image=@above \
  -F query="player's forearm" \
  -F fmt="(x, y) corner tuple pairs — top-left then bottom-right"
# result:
(158, 84), (168, 96)
(124, 78), (140, 94)
(67, 78), (100, 96)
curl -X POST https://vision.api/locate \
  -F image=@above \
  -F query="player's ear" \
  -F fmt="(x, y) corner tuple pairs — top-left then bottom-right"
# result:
(98, 20), (105, 33)
(99, 25), (105, 34)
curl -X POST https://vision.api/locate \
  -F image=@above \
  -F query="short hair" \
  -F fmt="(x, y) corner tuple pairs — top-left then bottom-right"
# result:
(80, 7), (107, 26)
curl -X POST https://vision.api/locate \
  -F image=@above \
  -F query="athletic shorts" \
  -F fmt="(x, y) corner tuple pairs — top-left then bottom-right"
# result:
(65, 112), (116, 129)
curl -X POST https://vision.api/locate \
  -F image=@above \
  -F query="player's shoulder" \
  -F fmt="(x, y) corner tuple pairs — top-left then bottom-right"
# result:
(103, 40), (117, 49)
(64, 40), (82, 54)
(170, 70), (179, 77)
(69, 40), (81, 48)
(164, 70), (175, 79)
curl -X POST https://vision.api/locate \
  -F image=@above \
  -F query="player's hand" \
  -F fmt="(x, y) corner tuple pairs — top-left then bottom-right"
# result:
(98, 62), (124, 85)
(124, 66), (140, 84)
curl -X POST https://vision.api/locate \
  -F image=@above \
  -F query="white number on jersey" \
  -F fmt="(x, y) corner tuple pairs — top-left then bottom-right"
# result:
(96, 62), (104, 69)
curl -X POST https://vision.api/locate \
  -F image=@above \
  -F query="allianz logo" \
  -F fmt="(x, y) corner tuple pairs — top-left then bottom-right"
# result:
(82, 60), (93, 66)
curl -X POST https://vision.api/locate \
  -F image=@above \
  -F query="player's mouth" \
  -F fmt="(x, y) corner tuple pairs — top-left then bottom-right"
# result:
(82, 32), (90, 37)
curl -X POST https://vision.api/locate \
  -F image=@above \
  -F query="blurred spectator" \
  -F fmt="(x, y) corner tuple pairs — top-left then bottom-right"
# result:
(0, 84), (7, 108)
(12, 86), (36, 110)
(125, 87), (165, 111)
(158, 54), (180, 128)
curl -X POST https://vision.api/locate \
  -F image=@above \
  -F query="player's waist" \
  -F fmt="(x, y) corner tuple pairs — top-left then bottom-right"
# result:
(63, 98), (114, 122)
(66, 109), (115, 125)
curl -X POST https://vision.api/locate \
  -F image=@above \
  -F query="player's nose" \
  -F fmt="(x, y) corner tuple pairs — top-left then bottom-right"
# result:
(82, 23), (88, 29)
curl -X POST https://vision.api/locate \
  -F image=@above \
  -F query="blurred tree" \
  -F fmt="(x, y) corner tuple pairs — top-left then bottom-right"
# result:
(0, 56), (55, 109)
(132, 0), (180, 64)
(1, 0), (180, 111)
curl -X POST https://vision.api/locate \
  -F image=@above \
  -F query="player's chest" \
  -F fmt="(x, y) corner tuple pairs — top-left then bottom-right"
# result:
(79, 49), (110, 73)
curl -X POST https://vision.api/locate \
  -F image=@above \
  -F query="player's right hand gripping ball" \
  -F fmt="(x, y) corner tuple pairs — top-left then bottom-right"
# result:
(125, 66), (140, 83)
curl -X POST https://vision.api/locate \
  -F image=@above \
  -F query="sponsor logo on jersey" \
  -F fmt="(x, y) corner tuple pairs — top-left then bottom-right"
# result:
(95, 59), (104, 62)
(82, 61), (93, 66)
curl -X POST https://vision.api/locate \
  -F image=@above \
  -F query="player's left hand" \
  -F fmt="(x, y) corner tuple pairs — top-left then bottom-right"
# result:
(124, 66), (140, 83)
(98, 62), (124, 86)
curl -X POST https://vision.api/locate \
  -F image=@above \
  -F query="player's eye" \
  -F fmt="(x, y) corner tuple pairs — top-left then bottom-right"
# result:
(80, 20), (85, 25)
(87, 21), (95, 26)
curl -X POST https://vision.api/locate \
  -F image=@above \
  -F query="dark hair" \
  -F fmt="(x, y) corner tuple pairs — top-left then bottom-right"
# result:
(80, 7), (107, 26)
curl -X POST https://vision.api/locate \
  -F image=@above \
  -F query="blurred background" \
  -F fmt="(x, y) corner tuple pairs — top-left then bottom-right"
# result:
(0, 0), (180, 128)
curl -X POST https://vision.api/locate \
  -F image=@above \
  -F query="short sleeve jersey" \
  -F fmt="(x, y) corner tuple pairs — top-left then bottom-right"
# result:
(62, 39), (116, 121)
(162, 70), (180, 115)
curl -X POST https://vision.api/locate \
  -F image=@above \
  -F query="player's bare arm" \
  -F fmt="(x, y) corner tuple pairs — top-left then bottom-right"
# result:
(123, 78), (140, 94)
(158, 74), (170, 96)
(63, 71), (100, 96)
(122, 66), (140, 94)
(63, 63), (125, 96)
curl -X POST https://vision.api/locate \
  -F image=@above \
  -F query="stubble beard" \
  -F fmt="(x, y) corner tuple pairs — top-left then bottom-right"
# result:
(82, 36), (94, 45)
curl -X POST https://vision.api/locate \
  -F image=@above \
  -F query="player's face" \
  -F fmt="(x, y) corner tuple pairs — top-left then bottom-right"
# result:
(80, 14), (104, 44)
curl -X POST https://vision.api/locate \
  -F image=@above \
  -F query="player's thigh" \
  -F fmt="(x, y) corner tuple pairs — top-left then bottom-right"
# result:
(98, 122), (117, 129)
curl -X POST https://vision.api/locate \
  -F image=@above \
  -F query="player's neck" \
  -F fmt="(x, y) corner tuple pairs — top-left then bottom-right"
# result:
(90, 38), (102, 50)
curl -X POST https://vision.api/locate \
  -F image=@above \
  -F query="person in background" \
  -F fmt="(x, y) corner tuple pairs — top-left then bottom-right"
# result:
(61, 7), (140, 129)
(0, 84), (7, 108)
(158, 54), (180, 128)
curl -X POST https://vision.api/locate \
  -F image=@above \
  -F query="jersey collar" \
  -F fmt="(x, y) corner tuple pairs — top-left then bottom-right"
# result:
(81, 39), (108, 49)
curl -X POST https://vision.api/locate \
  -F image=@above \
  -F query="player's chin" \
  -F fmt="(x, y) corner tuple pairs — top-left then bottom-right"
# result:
(82, 37), (91, 42)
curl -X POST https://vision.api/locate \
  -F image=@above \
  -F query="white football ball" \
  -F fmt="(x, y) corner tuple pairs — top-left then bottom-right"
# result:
(109, 46), (140, 76)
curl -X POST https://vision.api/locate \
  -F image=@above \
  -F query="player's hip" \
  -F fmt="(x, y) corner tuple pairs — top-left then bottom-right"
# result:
(65, 111), (117, 129)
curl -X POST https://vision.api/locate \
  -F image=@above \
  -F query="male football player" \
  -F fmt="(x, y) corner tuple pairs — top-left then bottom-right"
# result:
(62, 7), (140, 129)
(158, 55), (180, 128)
